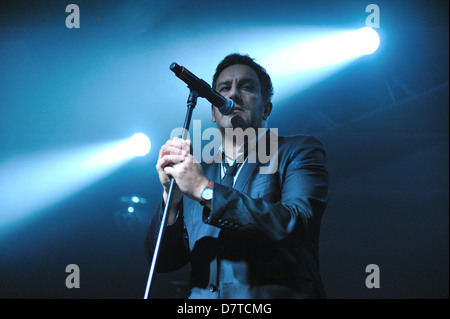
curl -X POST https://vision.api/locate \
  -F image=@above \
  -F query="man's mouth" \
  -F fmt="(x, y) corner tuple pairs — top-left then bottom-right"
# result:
(233, 107), (244, 113)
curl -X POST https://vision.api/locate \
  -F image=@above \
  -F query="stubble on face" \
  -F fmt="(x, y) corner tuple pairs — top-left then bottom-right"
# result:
(212, 64), (266, 134)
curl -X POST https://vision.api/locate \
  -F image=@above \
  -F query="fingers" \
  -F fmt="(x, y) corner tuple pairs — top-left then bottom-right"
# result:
(158, 154), (185, 169)
(163, 137), (191, 155)
(157, 138), (193, 167)
(162, 165), (175, 177)
(155, 138), (205, 201)
(160, 145), (188, 158)
(157, 139), (193, 178)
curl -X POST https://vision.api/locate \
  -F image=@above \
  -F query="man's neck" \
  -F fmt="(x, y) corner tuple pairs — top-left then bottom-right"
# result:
(220, 125), (268, 161)
(221, 137), (241, 160)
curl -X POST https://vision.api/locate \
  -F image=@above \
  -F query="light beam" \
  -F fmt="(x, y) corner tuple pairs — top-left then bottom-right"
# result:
(0, 133), (151, 237)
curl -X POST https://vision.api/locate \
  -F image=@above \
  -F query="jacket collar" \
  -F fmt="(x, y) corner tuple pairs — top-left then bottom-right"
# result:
(202, 129), (275, 192)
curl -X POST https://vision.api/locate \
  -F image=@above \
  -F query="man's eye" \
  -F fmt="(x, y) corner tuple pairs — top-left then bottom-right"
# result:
(220, 87), (230, 92)
(241, 85), (253, 91)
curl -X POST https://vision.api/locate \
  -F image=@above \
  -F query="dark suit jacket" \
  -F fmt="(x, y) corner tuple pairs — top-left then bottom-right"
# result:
(145, 132), (328, 299)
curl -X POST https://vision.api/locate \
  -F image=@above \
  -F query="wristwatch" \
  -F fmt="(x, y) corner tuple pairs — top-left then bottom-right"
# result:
(199, 181), (214, 206)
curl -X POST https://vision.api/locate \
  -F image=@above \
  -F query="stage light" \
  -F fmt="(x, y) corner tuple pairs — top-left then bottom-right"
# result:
(258, 27), (381, 101)
(355, 27), (380, 55)
(127, 133), (151, 156)
(0, 133), (151, 238)
(114, 195), (150, 233)
(131, 196), (140, 203)
(262, 27), (380, 77)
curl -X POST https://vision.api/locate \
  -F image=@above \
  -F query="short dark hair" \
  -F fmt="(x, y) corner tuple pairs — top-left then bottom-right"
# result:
(212, 53), (274, 102)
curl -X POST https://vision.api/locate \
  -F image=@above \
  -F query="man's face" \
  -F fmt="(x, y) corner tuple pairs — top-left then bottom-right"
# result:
(212, 64), (272, 132)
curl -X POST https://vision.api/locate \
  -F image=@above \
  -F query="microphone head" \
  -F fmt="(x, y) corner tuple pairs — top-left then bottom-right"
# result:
(219, 98), (235, 115)
(170, 62), (182, 75)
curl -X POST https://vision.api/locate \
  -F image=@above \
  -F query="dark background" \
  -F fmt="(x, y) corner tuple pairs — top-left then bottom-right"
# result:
(0, 0), (448, 299)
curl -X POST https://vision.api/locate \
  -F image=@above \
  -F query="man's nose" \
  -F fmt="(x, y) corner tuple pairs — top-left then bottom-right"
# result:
(228, 85), (242, 103)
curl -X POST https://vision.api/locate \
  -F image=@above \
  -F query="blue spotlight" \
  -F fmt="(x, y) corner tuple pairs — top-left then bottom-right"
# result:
(131, 196), (140, 203)
(0, 133), (151, 237)
(351, 27), (380, 55)
(114, 195), (150, 233)
(128, 133), (151, 156)
(259, 27), (381, 100)
(263, 27), (380, 77)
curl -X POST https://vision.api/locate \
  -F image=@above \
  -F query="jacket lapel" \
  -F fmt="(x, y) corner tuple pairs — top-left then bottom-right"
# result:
(233, 128), (276, 193)
(233, 160), (259, 192)
(203, 159), (221, 183)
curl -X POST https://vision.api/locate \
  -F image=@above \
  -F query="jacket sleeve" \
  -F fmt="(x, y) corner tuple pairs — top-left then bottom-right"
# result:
(203, 135), (328, 242)
(144, 199), (190, 273)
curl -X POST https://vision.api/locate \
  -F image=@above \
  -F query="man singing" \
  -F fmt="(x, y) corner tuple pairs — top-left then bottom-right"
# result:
(145, 53), (328, 299)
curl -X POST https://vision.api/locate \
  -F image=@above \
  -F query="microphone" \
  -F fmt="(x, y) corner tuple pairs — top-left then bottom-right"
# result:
(170, 62), (235, 115)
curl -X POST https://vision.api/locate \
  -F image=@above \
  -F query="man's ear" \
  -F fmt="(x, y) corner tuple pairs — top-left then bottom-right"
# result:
(211, 104), (216, 123)
(263, 101), (273, 120)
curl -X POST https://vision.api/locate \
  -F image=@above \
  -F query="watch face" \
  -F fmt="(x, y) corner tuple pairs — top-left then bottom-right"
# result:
(202, 188), (213, 201)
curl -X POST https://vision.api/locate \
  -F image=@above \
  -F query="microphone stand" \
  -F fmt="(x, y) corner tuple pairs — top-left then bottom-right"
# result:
(143, 88), (198, 299)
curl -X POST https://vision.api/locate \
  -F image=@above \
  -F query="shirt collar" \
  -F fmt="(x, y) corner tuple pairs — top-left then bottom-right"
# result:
(218, 128), (269, 165)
